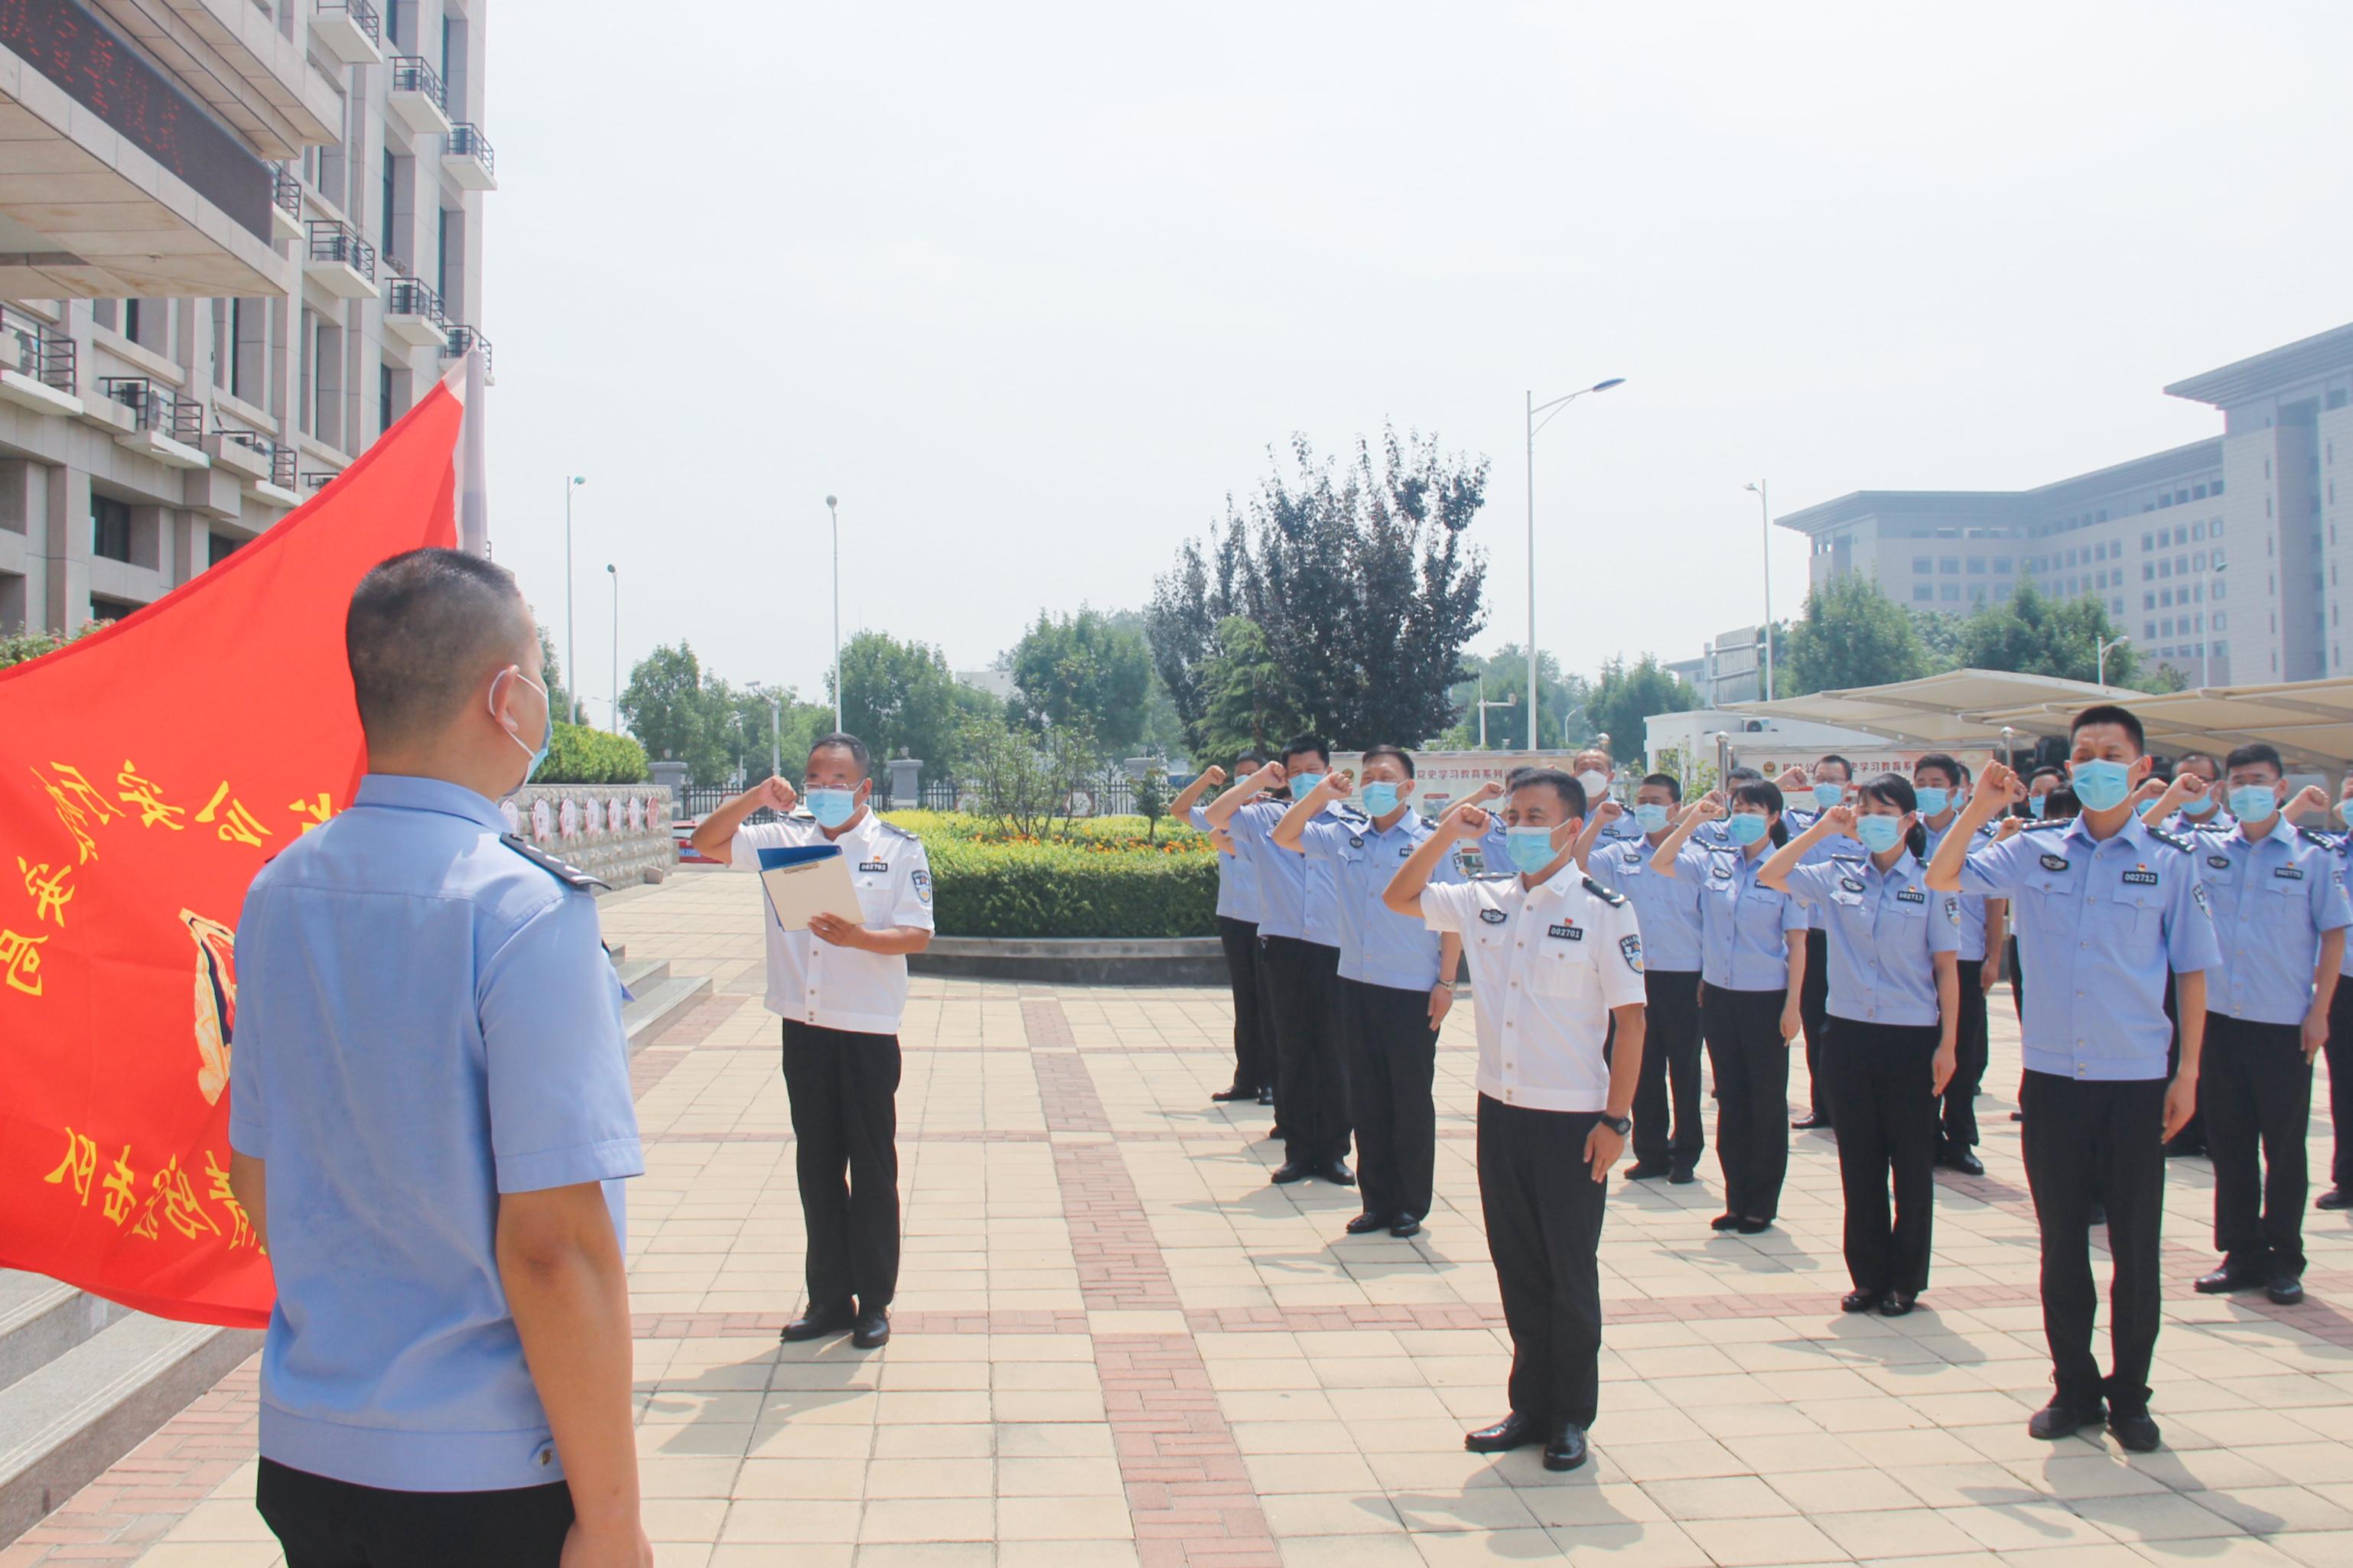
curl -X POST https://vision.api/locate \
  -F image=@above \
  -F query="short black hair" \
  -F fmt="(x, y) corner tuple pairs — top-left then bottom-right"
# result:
(1235, 750), (1268, 769)
(1726, 766), (1764, 786)
(1510, 768), (1587, 818)
(1641, 772), (1682, 802)
(2045, 788), (2081, 819)
(1280, 733), (1330, 771)
(1914, 753), (1963, 787)
(2175, 751), (2221, 779)
(1361, 743), (1415, 779)
(2029, 766), (2065, 786)
(808, 731), (872, 775)
(2224, 743), (2283, 778)
(345, 547), (531, 749)
(1814, 754), (1853, 779)
(2070, 703), (2145, 753)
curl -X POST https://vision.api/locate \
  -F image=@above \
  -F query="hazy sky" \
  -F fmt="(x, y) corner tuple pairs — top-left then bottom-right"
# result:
(484, 2), (2353, 727)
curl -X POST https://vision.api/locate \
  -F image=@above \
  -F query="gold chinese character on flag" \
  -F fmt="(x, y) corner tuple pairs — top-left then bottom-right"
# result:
(201, 1150), (259, 1251)
(131, 1156), (220, 1242)
(0, 928), (47, 996)
(196, 782), (272, 848)
(30, 762), (110, 863)
(116, 760), (187, 831)
(44, 1127), (98, 1205)
(18, 857), (73, 928)
(99, 1146), (137, 1226)
(288, 792), (336, 833)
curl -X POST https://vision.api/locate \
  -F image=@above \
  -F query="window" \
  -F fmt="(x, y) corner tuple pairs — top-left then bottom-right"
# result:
(1939, 557), (1959, 574)
(2141, 532), (2154, 551)
(382, 149), (396, 252)
(2214, 479), (2224, 495)
(2065, 548), (2079, 568)
(2158, 528), (2171, 548)
(2159, 588), (2173, 607)
(207, 532), (240, 568)
(2214, 516), (2225, 535)
(1912, 584), (1932, 601)
(2215, 611), (2227, 629)
(2159, 559), (2172, 579)
(2143, 564), (2155, 581)
(2143, 592), (2156, 610)
(1912, 556), (1931, 574)
(92, 496), (132, 562)
(1967, 558), (1986, 574)
(1993, 556), (2013, 574)
(1968, 583), (1987, 602)
(379, 364), (394, 438)
(2193, 484), (2208, 500)
(2111, 598), (2124, 616)
(2143, 623), (2156, 639)
(1941, 584), (1960, 600)
(2191, 522), (2204, 541)
(2176, 490), (2189, 506)
(2159, 493), (2173, 509)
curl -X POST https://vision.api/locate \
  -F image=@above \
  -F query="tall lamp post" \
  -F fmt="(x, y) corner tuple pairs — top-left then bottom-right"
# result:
(563, 474), (586, 723)
(1474, 676), (1518, 748)
(2097, 632), (2130, 688)
(1743, 480), (1776, 702)
(825, 495), (842, 731)
(605, 564), (617, 732)
(1525, 378), (1626, 747)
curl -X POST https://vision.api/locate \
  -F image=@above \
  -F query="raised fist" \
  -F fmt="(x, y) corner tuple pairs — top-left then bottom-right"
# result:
(760, 776), (799, 813)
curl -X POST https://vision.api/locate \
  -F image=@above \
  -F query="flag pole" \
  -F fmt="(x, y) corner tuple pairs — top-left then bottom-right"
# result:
(457, 347), (490, 558)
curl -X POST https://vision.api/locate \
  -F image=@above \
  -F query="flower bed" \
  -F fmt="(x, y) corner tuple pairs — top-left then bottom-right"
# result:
(881, 812), (1219, 939)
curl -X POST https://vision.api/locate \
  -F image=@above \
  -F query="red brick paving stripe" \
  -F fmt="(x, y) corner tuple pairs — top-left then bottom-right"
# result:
(630, 1308), (1090, 1339)
(1021, 997), (1078, 1047)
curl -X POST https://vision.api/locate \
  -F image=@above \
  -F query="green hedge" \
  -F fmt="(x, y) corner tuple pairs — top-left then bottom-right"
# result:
(883, 812), (1219, 939)
(532, 722), (650, 784)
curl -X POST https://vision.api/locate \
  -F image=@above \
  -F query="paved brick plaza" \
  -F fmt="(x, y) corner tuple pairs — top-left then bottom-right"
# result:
(11, 869), (2353, 1568)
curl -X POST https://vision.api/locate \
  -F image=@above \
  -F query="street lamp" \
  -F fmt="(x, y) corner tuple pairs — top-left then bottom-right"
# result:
(1525, 377), (1626, 747)
(1474, 676), (1518, 748)
(825, 494), (841, 732)
(605, 564), (617, 733)
(2097, 632), (2130, 688)
(1743, 481), (1776, 701)
(768, 692), (783, 782)
(563, 474), (586, 724)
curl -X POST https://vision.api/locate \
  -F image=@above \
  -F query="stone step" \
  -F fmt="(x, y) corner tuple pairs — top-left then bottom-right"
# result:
(0, 1313), (261, 1547)
(622, 973), (711, 1055)
(0, 1274), (129, 1393)
(604, 942), (627, 965)
(613, 957), (671, 997)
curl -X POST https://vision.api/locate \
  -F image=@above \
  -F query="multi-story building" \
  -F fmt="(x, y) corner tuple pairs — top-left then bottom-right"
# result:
(0, 0), (493, 637)
(1775, 321), (2353, 686)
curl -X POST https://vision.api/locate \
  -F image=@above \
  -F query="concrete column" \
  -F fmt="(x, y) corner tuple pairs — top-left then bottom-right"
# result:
(41, 464), (89, 633)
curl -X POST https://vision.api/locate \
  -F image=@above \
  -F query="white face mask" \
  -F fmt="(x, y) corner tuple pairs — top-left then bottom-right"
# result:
(1577, 769), (1609, 799)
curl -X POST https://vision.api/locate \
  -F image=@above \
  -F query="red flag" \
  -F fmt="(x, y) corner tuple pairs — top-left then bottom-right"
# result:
(0, 379), (465, 1327)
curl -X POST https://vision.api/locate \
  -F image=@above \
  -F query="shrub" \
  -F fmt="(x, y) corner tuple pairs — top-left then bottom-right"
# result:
(882, 811), (1219, 939)
(533, 722), (651, 784)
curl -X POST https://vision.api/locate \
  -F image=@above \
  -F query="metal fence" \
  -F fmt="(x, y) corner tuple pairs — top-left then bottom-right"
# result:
(675, 777), (1183, 821)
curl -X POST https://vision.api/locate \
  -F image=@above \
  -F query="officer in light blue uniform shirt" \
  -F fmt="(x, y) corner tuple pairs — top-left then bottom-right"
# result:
(1176, 758), (1272, 1106)
(1780, 756), (1854, 1130)
(1586, 774), (1707, 1180)
(1916, 755), (2005, 1173)
(2185, 743), (2348, 1306)
(229, 549), (646, 1567)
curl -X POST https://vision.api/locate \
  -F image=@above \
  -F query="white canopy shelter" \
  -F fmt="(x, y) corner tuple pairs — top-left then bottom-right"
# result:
(1727, 670), (2114, 749)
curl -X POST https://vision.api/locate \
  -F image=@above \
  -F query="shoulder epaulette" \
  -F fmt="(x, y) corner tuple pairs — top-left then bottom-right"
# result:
(2297, 826), (2340, 850)
(2147, 826), (2192, 852)
(499, 833), (608, 891)
(1828, 852), (1866, 865)
(876, 818), (919, 843)
(2023, 818), (2068, 831)
(1474, 870), (1518, 882)
(1581, 874), (1629, 907)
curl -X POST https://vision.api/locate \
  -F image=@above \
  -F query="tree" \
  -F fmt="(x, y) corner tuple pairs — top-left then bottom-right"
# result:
(2136, 662), (2191, 695)
(1587, 656), (1700, 763)
(1954, 578), (2140, 686)
(1193, 617), (1310, 763)
(620, 642), (728, 782)
(532, 611), (575, 730)
(1005, 607), (1153, 752)
(1782, 575), (1932, 696)
(1441, 644), (1594, 750)
(1910, 608), (1964, 674)
(832, 630), (996, 780)
(707, 682), (833, 787)
(1104, 608), (1190, 757)
(1148, 426), (1490, 750)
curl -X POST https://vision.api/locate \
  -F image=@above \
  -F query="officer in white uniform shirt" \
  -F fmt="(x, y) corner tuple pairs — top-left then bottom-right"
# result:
(689, 734), (934, 1351)
(1385, 768), (1645, 1475)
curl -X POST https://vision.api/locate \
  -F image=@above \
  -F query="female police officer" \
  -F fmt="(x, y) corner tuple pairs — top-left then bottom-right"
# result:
(1650, 781), (1808, 1235)
(1762, 777), (1961, 1316)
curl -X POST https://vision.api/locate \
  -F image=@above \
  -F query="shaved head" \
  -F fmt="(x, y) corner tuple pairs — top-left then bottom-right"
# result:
(346, 548), (533, 750)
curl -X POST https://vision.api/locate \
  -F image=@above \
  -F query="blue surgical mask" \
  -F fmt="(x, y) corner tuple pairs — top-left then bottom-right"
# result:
(1811, 783), (1844, 811)
(1506, 825), (1561, 874)
(2071, 759), (2133, 813)
(1633, 803), (1671, 834)
(1856, 814), (1902, 854)
(2026, 795), (2046, 819)
(2228, 784), (2279, 825)
(807, 787), (858, 828)
(493, 669), (552, 795)
(1359, 781), (1401, 817)
(1913, 787), (1949, 818)
(1727, 812), (1769, 847)
(1288, 772), (1325, 802)
(2182, 793), (2220, 818)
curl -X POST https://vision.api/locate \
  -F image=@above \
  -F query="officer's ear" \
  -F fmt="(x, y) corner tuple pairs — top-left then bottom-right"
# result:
(2128, 755), (2154, 786)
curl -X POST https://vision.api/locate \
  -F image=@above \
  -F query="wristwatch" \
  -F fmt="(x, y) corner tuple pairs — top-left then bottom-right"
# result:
(1600, 1112), (1632, 1136)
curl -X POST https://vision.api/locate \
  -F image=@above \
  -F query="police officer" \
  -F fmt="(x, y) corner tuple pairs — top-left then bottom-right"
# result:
(691, 734), (935, 1351)
(1915, 754), (2005, 1176)
(2322, 766), (2353, 1210)
(1570, 747), (1642, 847)
(2183, 746), (2346, 1306)
(1779, 756), (1854, 1130)
(1383, 770), (1645, 1474)
(1175, 758), (1273, 1107)
(2166, 752), (2229, 837)
(230, 549), (649, 1568)
(1651, 781), (1809, 1234)
(1277, 747), (1465, 1238)
(1763, 779), (1960, 1316)
(1585, 774), (1707, 1183)
(1206, 736), (1357, 1186)
(1928, 704), (2218, 1454)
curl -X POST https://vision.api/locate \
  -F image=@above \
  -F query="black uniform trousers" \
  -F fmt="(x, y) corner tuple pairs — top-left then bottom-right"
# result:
(1703, 984), (1792, 1222)
(1799, 929), (1832, 1121)
(257, 1459), (572, 1568)
(1824, 1021), (1941, 1295)
(1339, 977), (1437, 1222)
(1940, 959), (1989, 1155)
(2329, 984), (2353, 1194)
(1632, 971), (1705, 1170)
(780, 1020), (902, 1313)
(1478, 1095), (1609, 1430)
(2019, 1070), (2166, 1414)
(1216, 916), (1272, 1094)
(2202, 1014), (2312, 1276)
(1261, 935), (1351, 1165)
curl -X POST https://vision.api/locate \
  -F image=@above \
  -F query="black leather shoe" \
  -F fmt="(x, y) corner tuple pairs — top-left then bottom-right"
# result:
(1840, 1289), (1883, 1313)
(1736, 1217), (1773, 1235)
(2164, 1139), (2205, 1160)
(1344, 1211), (1392, 1235)
(1211, 1085), (1255, 1101)
(2027, 1393), (2105, 1440)
(1879, 1290), (1919, 1318)
(1792, 1112), (1831, 1130)
(2267, 1274), (2305, 1306)
(1463, 1412), (1545, 1453)
(1945, 1150), (1985, 1176)
(1316, 1160), (1356, 1186)
(1624, 1161), (1670, 1181)
(2107, 1407), (2162, 1453)
(780, 1304), (854, 1343)
(2319, 1188), (2351, 1211)
(2010, 1109), (2024, 1122)
(1668, 1165), (1697, 1185)
(1258, 1088), (1276, 1106)
(851, 1309), (890, 1349)
(1710, 1212), (1741, 1232)
(1269, 1160), (1313, 1184)
(1390, 1216), (1422, 1238)
(1542, 1420), (1589, 1472)
(2195, 1265), (2267, 1295)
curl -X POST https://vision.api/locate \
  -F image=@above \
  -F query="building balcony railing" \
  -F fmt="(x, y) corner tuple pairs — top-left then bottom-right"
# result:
(214, 427), (298, 490)
(0, 303), (76, 394)
(441, 123), (497, 190)
(302, 471), (340, 491)
(382, 275), (450, 348)
(387, 55), (453, 137)
(304, 221), (380, 299)
(99, 378), (203, 444)
(442, 324), (493, 380)
(269, 163), (304, 242)
(314, 0), (385, 67)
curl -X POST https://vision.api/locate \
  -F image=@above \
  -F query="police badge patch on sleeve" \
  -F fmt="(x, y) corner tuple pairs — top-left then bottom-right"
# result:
(2191, 881), (2211, 919)
(912, 869), (932, 904)
(1619, 935), (1643, 974)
